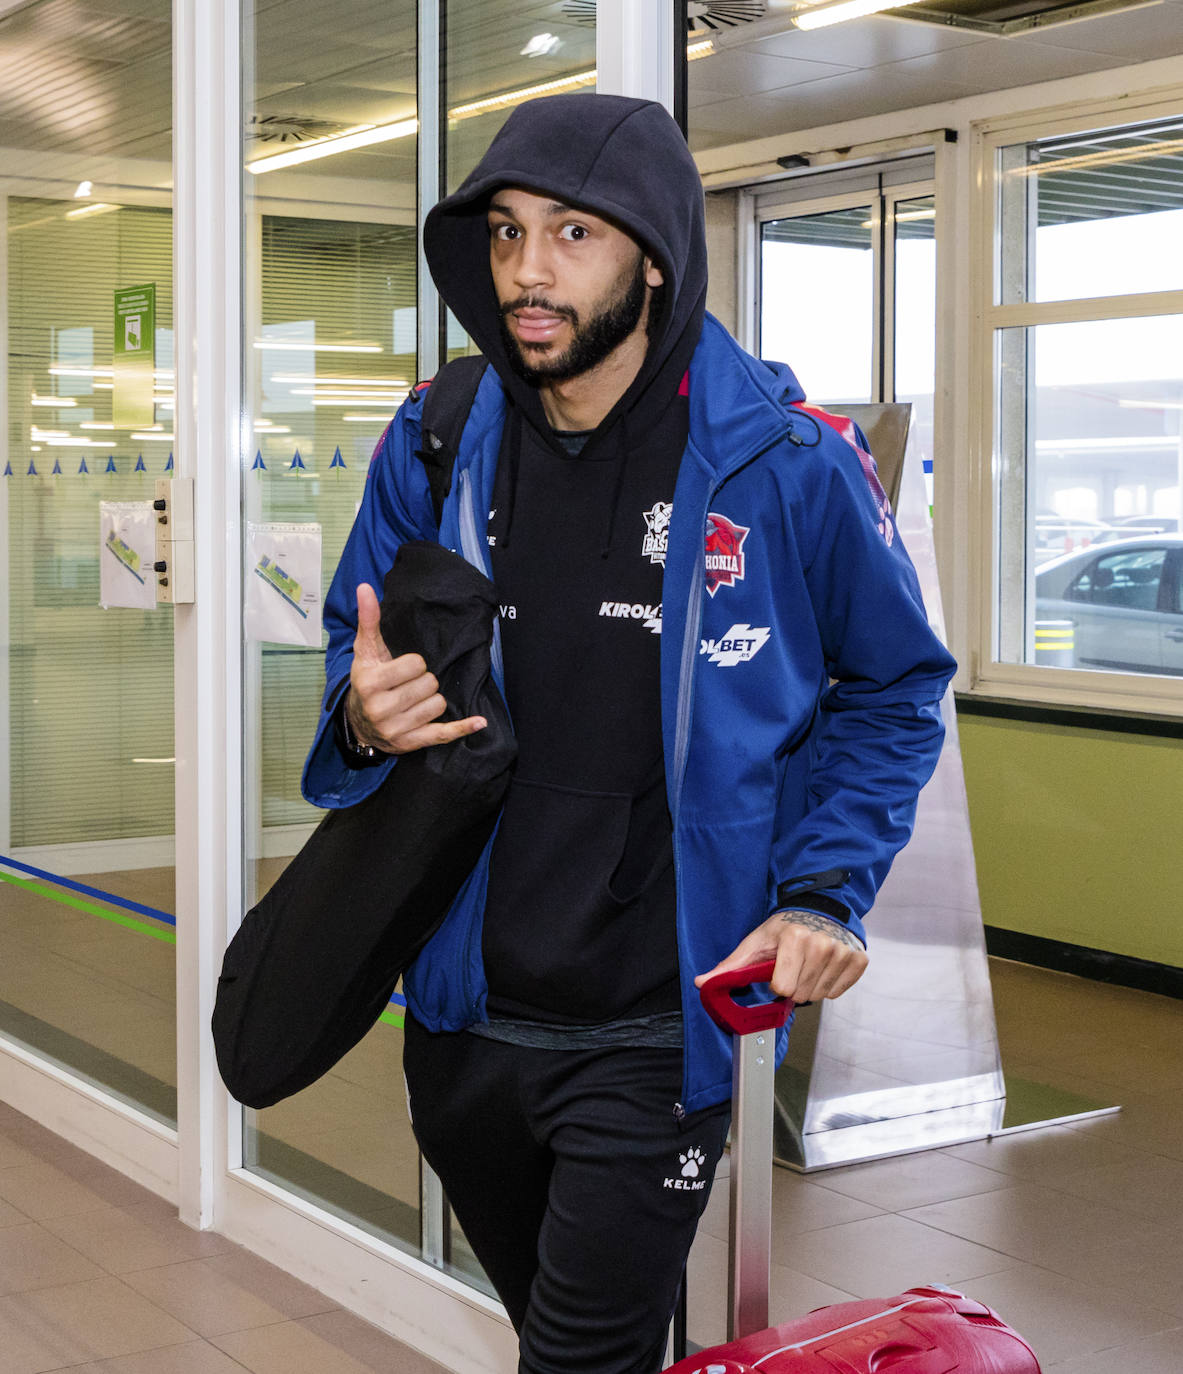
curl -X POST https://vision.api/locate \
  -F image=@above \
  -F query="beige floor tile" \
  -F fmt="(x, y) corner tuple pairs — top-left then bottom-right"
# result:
(951, 1263), (1179, 1367)
(151, 1248), (338, 1323)
(902, 1181), (1165, 1279)
(698, 1169), (881, 1247)
(1049, 1151), (1183, 1226)
(1044, 1324), (1183, 1373)
(41, 1202), (236, 1274)
(211, 1318), (406, 1373)
(769, 1212), (1014, 1298)
(943, 1122), (1143, 1182)
(812, 1148), (1012, 1211)
(53, 1342), (247, 1374)
(6, 1274), (197, 1362)
(121, 1254), (327, 1338)
(685, 1226), (856, 1350)
(0, 1162), (128, 1223)
(0, 1222), (106, 1294)
(299, 1310), (454, 1374)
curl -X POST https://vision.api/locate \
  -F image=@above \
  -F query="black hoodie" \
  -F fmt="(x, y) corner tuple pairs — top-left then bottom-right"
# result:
(423, 95), (708, 1027)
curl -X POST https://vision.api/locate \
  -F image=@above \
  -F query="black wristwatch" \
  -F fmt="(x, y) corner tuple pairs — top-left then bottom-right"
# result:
(336, 692), (386, 765)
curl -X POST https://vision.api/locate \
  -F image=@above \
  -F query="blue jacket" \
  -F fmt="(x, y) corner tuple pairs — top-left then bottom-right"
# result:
(303, 315), (956, 1114)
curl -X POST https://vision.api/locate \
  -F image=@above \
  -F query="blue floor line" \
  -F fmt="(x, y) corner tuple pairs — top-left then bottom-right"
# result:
(0, 854), (177, 926)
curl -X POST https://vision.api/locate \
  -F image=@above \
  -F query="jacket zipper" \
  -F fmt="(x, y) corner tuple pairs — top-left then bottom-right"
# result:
(456, 467), (505, 686)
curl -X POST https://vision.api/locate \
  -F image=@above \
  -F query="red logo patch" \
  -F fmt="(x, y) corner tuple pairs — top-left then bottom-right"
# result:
(704, 513), (749, 597)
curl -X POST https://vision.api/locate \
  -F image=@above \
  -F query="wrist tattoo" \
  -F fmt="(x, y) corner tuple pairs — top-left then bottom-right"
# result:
(779, 909), (861, 950)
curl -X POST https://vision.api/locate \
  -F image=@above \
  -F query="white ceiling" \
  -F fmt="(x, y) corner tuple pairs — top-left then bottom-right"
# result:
(1, 0), (1181, 182)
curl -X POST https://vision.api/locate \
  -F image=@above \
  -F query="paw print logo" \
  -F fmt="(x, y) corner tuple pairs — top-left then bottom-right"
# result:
(680, 1145), (706, 1179)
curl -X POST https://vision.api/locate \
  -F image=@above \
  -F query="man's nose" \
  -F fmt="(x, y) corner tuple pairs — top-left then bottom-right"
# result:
(513, 236), (553, 290)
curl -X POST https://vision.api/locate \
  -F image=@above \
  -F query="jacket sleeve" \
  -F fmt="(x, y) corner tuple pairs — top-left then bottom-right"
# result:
(768, 422), (957, 946)
(300, 396), (437, 810)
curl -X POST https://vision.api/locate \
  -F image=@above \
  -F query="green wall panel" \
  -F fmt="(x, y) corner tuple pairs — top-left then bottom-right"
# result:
(960, 712), (1183, 968)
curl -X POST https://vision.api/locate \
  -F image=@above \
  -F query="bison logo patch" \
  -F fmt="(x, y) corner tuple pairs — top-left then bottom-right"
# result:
(704, 513), (749, 597)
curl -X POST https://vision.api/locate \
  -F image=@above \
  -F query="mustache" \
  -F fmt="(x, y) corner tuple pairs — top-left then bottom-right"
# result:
(499, 295), (578, 325)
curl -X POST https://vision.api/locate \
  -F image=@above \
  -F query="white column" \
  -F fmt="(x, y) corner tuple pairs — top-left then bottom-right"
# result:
(172, 0), (243, 1229)
(595, 0), (677, 114)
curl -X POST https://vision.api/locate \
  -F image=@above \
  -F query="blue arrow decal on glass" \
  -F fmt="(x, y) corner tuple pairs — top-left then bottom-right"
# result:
(134, 454), (147, 472)
(289, 449), (306, 471)
(105, 456), (118, 473)
(3, 462), (12, 477)
(27, 460), (38, 476)
(79, 457), (90, 475)
(52, 459), (63, 475)
(165, 452), (174, 472)
(251, 450), (266, 471)
(330, 446), (346, 470)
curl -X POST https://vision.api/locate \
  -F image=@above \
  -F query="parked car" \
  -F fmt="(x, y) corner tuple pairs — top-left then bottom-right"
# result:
(1032, 515), (1124, 566)
(1034, 535), (1183, 675)
(1112, 515), (1180, 534)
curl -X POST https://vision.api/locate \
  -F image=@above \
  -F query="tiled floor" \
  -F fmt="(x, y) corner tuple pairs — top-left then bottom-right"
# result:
(0, 956), (1179, 1371)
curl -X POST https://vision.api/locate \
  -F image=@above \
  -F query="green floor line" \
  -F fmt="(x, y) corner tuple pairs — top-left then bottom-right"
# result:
(0, 869), (177, 945)
(378, 1008), (405, 1029)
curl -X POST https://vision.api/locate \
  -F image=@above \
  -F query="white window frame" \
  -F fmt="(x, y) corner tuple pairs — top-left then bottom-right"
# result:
(968, 89), (1183, 716)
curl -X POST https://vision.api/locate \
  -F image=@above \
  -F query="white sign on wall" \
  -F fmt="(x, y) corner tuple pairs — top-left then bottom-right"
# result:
(99, 501), (157, 610)
(245, 522), (323, 647)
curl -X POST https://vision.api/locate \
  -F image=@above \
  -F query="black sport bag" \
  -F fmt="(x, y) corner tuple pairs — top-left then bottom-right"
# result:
(212, 539), (516, 1109)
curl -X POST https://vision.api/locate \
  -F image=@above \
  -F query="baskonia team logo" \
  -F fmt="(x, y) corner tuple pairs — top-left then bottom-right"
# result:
(642, 501), (672, 566)
(704, 513), (749, 596)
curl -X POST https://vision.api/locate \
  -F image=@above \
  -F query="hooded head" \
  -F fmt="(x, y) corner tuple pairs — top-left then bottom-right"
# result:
(423, 93), (708, 442)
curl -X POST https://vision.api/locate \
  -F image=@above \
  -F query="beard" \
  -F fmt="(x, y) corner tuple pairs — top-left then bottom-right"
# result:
(498, 251), (649, 386)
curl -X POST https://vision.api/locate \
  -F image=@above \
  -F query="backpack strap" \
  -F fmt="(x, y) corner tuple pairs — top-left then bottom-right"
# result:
(416, 355), (489, 526)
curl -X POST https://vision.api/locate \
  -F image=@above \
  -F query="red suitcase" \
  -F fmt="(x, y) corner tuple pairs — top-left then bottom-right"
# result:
(666, 963), (1041, 1374)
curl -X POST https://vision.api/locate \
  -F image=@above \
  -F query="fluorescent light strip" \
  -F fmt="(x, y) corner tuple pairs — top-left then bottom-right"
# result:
(247, 118), (418, 174)
(793, 0), (926, 27)
(289, 388), (404, 399)
(248, 42), (718, 178)
(31, 395), (78, 407)
(49, 366), (114, 378)
(253, 340), (383, 353)
(309, 397), (403, 407)
(64, 202), (119, 220)
(130, 432), (176, 441)
(270, 374), (406, 386)
(80, 422), (116, 430)
(1010, 135), (1183, 177)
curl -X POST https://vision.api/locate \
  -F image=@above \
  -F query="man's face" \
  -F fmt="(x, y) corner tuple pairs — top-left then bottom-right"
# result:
(487, 187), (664, 385)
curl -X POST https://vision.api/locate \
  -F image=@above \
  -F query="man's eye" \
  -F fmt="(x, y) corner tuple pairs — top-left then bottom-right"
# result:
(490, 223), (518, 241)
(559, 224), (589, 241)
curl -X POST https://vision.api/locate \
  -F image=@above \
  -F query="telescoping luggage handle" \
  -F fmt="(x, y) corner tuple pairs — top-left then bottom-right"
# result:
(698, 961), (793, 1344)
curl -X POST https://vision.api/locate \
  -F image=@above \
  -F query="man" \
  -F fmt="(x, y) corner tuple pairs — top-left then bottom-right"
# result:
(303, 94), (955, 1374)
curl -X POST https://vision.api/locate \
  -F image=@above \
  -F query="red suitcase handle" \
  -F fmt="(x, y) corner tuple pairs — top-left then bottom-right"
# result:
(698, 960), (793, 1036)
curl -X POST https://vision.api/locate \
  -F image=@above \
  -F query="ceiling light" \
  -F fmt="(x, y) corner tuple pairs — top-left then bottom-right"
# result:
(253, 340), (383, 353)
(246, 117), (418, 174)
(450, 71), (598, 121)
(43, 436), (111, 446)
(793, 0), (926, 30)
(80, 422), (116, 430)
(130, 431), (176, 441)
(31, 394), (78, 407)
(65, 202), (119, 219)
(50, 366), (114, 378)
(270, 374), (406, 386)
(74, 180), (93, 198)
(1010, 135), (1183, 177)
(521, 32), (562, 57)
(93, 381), (113, 389)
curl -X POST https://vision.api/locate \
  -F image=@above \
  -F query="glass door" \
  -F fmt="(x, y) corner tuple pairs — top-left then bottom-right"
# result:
(755, 164), (937, 508)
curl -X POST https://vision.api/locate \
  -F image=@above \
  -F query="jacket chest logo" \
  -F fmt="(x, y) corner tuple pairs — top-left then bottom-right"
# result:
(704, 512), (749, 596)
(642, 502), (672, 567)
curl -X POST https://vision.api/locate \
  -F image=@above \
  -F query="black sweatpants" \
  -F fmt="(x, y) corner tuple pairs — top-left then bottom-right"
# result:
(403, 1015), (730, 1374)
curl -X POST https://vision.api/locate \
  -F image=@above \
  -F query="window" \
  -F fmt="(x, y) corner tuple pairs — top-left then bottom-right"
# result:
(980, 107), (1183, 708)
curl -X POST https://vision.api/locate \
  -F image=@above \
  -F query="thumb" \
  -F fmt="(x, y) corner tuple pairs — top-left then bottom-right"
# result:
(353, 583), (392, 664)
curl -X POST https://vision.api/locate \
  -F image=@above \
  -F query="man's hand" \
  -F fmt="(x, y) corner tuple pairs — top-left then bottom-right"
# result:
(346, 583), (487, 755)
(694, 910), (868, 1004)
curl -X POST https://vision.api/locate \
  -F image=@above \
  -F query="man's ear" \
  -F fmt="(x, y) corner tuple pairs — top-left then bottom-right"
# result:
(645, 258), (664, 289)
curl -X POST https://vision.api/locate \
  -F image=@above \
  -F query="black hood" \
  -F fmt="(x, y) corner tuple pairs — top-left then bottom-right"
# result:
(423, 93), (707, 449)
